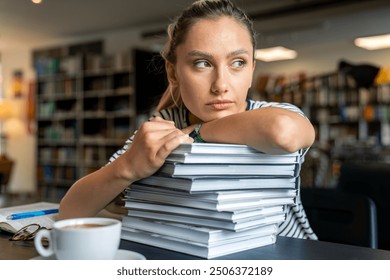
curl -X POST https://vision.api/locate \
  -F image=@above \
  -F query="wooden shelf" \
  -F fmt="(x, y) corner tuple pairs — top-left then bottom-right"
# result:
(34, 44), (167, 200)
(35, 49), (136, 200)
(260, 71), (390, 187)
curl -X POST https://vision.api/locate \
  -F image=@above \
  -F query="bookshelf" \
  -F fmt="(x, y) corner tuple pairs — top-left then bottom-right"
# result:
(34, 43), (137, 200)
(256, 71), (390, 187)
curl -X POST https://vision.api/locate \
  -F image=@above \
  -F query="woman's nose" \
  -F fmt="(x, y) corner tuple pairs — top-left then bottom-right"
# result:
(211, 67), (228, 94)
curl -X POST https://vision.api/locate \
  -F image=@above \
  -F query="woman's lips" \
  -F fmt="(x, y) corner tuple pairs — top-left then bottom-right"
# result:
(207, 100), (234, 110)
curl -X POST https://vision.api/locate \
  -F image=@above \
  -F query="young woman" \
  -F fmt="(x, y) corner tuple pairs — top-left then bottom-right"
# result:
(59, 0), (317, 239)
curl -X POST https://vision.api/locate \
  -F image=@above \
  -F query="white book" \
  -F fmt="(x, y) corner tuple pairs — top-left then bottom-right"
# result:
(159, 162), (299, 178)
(125, 209), (286, 231)
(125, 201), (284, 222)
(171, 143), (301, 156)
(121, 227), (277, 259)
(125, 186), (296, 211)
(128, 185), (297, 202)
(122, 216), (279, 244)
(125, 195), (294, 211)
(135, 175), (298, 192)
(166, 152), (301, 164)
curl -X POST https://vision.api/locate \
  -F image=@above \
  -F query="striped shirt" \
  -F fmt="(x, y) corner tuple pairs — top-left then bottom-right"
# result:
(109, 99), (318, 240)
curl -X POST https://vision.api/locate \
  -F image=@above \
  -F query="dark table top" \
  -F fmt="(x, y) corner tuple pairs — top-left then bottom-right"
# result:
(119, 236), (390, 260)
(1, 195), (390, 260)
(2, 229), (390, 260)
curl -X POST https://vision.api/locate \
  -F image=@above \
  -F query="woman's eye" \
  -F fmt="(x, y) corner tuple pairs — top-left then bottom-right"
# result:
(194, 60), (211, 68)
(232, 60), (246, 68)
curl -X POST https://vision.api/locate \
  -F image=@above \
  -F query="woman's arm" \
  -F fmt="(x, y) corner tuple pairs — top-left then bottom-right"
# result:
(198, 107), (315, 154)
(58, 117), (193, 219)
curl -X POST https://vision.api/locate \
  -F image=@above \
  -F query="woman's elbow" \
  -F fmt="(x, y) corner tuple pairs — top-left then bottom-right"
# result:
(271, 115), (315, 153)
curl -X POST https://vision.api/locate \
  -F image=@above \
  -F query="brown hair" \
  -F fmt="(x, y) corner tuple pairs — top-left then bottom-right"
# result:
(156, 0), (257, 111)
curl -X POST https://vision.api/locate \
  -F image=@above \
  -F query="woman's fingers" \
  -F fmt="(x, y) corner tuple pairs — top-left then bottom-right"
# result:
(150, 116), (175, 124)
(141, 125), (193, 162)
(155, 130), (193, 160)
(123, 118), (193, 180)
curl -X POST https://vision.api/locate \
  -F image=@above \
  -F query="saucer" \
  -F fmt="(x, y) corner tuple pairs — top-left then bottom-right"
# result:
(115, 250), (146, 260)
(31, 249), (146, 260)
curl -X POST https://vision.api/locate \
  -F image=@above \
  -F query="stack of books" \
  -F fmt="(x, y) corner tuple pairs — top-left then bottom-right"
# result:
(121, 143), (302, 259)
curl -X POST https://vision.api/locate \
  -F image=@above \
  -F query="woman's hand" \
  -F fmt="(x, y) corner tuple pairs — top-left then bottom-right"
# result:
(116, 116), (193, 182)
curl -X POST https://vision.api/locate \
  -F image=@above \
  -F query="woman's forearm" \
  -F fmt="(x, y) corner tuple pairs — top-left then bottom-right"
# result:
(58, 159), (134, 219)
(200, 107), (315, 154)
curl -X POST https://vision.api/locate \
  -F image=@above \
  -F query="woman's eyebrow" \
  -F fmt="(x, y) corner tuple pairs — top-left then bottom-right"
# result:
(188, 50), (212, 59)
(188, 49), (249, 58)
(229, 49), (249, 57)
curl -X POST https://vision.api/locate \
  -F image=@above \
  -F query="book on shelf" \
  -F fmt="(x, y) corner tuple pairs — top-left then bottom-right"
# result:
(125, 201), (284, 222)
(121, 226), (277, 259)
(158, 162), (300, 178)
(122, 216), (278, 245)
(0, 202), (59, 234)
(135, 175), (299, 193)
(125, 208), (286, 231)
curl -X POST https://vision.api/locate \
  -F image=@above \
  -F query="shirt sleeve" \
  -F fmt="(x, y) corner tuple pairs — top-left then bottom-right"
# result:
(247, 99), (306, 118)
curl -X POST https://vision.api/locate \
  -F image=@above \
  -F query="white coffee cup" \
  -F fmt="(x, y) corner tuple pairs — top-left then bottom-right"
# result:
(34, 217), (122, 260)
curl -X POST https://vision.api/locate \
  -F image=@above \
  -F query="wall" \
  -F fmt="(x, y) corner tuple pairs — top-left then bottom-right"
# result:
(1, 49), (35, 194)
(253, 6), (390, 79)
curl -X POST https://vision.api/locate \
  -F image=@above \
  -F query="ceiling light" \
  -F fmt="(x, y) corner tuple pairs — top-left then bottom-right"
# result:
(354, 34), (390, 50)
(32, 0), (43, 4)
(255, 46), (297, 62)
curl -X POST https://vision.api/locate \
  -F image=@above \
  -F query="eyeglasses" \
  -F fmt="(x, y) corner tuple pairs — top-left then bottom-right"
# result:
(9, 223), (48, 241)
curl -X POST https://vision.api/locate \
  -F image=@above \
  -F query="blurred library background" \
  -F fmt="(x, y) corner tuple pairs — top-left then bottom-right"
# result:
(1, 0), (390, 250)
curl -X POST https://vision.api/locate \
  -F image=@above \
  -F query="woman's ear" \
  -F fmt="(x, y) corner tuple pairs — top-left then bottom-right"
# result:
(166, 61), (178, 86)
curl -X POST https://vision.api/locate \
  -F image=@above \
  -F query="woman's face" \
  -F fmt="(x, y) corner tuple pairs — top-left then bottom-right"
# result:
(170, 16), (255, 123)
